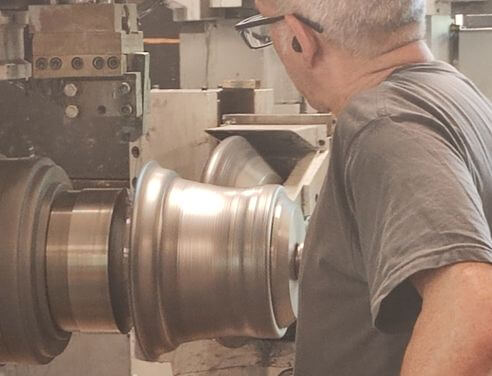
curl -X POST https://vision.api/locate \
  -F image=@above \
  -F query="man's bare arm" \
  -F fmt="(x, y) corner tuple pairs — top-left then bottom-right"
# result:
(401, 262), (492, 376)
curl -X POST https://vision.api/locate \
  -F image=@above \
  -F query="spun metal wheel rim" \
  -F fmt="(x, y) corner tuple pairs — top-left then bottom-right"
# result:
(202, 136), (282, 187)
(130, 162), (289, 361)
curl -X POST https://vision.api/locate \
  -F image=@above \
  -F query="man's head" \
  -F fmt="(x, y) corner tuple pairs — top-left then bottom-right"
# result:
(263, 0), (426, 57)
(254, 0), (428, 112)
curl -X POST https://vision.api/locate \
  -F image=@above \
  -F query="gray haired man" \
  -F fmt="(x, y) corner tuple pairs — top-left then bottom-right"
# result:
(236, 1), (492, 375)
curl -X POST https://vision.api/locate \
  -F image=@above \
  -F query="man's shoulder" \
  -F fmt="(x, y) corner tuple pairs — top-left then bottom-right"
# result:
(336, 61), (473, 144)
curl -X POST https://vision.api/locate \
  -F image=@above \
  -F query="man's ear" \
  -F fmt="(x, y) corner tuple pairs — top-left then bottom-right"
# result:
(284, 14), (320, 67)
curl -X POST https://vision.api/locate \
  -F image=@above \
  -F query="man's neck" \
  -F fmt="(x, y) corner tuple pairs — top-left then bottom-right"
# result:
(318, 41), (434, 115)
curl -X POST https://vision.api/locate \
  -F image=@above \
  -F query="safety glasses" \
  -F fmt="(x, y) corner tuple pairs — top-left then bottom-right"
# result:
(235, 13), (324, 49)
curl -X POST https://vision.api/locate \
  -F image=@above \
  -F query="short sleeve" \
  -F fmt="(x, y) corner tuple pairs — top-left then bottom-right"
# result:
(346, 116), (492, 333)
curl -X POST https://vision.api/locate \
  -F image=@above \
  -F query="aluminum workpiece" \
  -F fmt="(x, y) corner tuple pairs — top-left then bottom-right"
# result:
(0, 154), (305, 365)
(202, 135), (283, 188)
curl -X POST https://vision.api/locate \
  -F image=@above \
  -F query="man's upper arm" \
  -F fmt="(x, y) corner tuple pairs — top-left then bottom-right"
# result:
(402, 262), (492, 375)
(346, 116), (492, 331)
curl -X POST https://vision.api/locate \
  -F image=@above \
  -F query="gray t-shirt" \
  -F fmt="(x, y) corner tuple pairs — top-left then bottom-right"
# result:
(294, 61), (492, 375)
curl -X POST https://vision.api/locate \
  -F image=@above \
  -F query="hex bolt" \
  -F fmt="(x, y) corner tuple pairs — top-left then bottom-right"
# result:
(107, 56), (120, 70)
(92, 57), (105, 70)
(120, 104), (133, 116)
(65, 105), (80, 119)
(49, 57), (63, 70)
(118, 82), (132, 96)
(35, 57), (48, 70)
(63, 83), (78, 97)
(131, 146), (140, 158)
(71, 57), (84, 70)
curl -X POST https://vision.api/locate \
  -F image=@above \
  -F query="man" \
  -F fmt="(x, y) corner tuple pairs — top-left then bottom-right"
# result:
(235, 1), (492, 375)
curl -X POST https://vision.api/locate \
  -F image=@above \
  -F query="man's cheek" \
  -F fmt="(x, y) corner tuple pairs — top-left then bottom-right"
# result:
(271, 27), (289, 56)
(272, 39), (286, 60)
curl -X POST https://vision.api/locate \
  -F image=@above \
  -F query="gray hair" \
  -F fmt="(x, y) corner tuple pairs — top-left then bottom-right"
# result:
(271, 0), (426, 57)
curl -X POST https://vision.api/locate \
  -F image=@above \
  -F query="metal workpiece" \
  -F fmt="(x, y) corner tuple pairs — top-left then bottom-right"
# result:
(0, 156), (305, 367)
(208, 117), (333, 218)
(130, 162), (305, 361)
(203, 135), (292, 351)
(0, 10), (31, 80)
(46, 188), (131, 334)
(0, 158), (71, 364)
(202, 136), (283, 187)
(270, 193), (305, 328)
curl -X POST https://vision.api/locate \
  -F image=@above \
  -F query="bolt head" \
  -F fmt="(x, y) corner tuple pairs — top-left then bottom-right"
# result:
(71, 57), (84, 70)
(131, 146), (140, 158)
(107, 56), (120, 70)
(118, 82), (132, 95)
(120, 104), (133, 116)
(35, 58), (48, 70)
(92, 57), (105, 70)
(49, 57), (62, 70)
(63, 83), (78, 97)
(65, 105), (79, 119)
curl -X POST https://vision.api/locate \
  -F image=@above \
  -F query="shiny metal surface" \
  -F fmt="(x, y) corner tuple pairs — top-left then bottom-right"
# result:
(222, 113), (334, 127)
(202, 136), (282, 187)
(0, 158), (71, 364)
(46, 189), (131, 334)
(270, 193), (305, 329)
(0, 157), (132, 365)
(131, 162), (304, 361)
(204, 136), (306, 348)
(0, 155), (305, 366)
